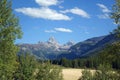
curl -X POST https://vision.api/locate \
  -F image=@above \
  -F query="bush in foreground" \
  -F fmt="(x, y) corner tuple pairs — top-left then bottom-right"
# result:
(14, 53), (63, 80)
(79, 64), (120, 80)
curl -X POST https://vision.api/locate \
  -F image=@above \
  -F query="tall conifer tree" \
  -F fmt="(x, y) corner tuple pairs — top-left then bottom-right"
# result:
(0, 0), (22, 79)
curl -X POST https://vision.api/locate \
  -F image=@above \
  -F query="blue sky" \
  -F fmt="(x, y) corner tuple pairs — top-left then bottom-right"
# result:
(12, 0), (116, 44)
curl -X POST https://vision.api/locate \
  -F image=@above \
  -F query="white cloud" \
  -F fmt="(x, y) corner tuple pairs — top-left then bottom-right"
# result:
(97, 14), (109, 19)
(15, 7), (71, 20)
(61, 7), (90, 18)
(45, 30), (56, 33)
(97, 3), (111, 13)
(45, 28), (73, 33)
(35, 0), (59, 7)
(97, 3), (111, 19)
(54, 28), (73, 33)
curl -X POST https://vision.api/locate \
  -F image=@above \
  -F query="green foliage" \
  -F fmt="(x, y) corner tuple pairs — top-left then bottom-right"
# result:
(14, 53), (37, 80)
(97, 43), (120, 69)
(111, 0), (120, 38)
(111, 0), (120, 24)
(0, 0), (63, 79)
(0, 0), (22, 79)
(79, 64), (120, 80)
(60, 58), (72, 67)
(52, 42), (120, 70)
(36, 62), (63, 80)
(79, 70), (93, 80)
(14, 53), (63, 80)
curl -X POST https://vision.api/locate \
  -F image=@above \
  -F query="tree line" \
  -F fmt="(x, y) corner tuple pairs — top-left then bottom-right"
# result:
(51, 43), (120, 70)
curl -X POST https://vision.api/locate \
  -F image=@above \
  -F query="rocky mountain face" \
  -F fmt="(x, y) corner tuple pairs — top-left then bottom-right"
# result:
(18, 34), (118, 60)
(58, 34), (118, 59)
(18, 36), (75, 60)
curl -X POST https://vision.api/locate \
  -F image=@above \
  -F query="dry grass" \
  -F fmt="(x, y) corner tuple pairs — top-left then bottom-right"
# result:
(62, 68), (95, 80)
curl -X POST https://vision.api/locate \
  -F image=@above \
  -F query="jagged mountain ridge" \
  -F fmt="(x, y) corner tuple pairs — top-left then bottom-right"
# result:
(57, 34), (118, 59)
(18, 34), (118, 60)
(18, 36), (75, 59)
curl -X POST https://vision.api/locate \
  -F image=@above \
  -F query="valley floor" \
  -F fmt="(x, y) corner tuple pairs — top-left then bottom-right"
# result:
(62, 69), (95, 80)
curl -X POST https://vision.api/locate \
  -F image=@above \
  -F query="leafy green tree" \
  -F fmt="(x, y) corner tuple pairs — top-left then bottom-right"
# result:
(111, 0), (120, 24)
(14, 54), (63, 80)
(0, 0), (22, 79)
(79, 64), (120, 80)
(78, 70), (93, 80)
(36, 62), (63, 80)
(111, 0), (120, 37)
(14, 53), (37, 80)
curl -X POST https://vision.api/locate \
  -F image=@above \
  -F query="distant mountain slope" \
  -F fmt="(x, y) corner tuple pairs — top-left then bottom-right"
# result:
(69, 36), (106, 55)
(58, 34), (118, 59)
(18, 37), (75, 60)
(18, 34), (118, 60)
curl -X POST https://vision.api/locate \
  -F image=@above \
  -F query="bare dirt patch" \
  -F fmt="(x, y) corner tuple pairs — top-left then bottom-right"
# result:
(62, 69), (95, 80)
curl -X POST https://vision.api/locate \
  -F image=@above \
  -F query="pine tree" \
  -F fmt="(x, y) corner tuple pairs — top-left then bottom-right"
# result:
(0, 0), (22, 79)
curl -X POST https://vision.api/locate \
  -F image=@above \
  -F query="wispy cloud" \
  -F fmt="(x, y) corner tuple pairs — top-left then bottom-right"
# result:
(97, 3), (111, 13)
(97, 3), (110, 19)
(97, 13), (109, 19)
(35, 0), (58, 7)
(15, 7), (71, 20)
(61, 7), (90, 18)
(45, 28), (73, 33)
(45, 30), (56, 33)
(54, 28), (73, 33)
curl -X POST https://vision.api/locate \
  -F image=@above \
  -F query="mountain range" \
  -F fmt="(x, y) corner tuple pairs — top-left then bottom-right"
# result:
(18, 34), (118, 60)
(18, 36), (75, 60)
